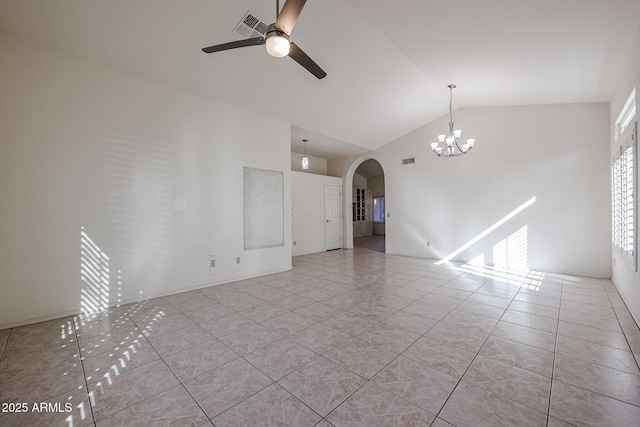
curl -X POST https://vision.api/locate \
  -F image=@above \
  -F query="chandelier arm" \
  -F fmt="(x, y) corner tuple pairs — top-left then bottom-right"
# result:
(436, 150), (465, 158)
(436, 139), (471, 157)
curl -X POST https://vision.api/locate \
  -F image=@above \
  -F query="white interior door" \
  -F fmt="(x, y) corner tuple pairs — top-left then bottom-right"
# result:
(324, 184), (342, 250)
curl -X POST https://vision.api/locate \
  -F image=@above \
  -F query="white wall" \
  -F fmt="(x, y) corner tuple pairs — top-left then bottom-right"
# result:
(369, 176), (385, 197)
(353, 172), (367, 189)
(330, 103), (611, 278)
(291, 152), (327, 175)
(291, 171), (342, 256)
(0, 32), (292, 328)
(610, 27), (640, 325)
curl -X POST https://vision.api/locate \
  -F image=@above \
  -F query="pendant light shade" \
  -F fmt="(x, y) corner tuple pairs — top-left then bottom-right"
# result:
(301, 139), (309, 170)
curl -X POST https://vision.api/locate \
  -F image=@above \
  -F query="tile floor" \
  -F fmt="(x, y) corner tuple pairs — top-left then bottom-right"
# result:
(1, 248), (640, 426)
(353, 235), (385, 253)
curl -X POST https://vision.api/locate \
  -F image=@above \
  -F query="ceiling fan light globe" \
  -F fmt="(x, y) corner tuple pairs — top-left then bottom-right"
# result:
(266, 35), (291, 57)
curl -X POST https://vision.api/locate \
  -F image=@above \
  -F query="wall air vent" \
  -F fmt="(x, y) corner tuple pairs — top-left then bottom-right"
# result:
(235, 11), (268, 39)
(402, 158), (415, 165)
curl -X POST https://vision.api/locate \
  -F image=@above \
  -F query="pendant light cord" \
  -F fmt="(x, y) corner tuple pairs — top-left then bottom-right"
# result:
(448, 85), (456, 136)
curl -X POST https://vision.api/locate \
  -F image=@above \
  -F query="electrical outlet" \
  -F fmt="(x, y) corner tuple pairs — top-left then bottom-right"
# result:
(427, 242), (430, 247)
(236, 257), (241, 264)
(293, 240), (297, 246)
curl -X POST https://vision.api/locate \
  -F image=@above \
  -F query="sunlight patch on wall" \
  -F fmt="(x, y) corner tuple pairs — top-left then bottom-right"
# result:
(493, 226), (528, 270)
(468, 253), (485, 266)
(460, 226), (544, 290)
(80, 227), (110, 314)
(435, 197), (536, 265)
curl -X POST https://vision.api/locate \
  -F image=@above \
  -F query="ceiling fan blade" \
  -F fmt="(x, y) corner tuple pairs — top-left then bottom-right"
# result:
(275, 0), (307, 35)
(288, 42), (326, 79)
(202, 37), (265, 53)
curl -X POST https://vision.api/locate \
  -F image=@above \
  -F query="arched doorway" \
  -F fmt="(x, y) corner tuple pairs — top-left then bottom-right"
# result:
(347, 158), (385, 253)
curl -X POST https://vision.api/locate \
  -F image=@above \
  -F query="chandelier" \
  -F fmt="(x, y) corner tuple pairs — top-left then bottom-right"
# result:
(431, 84), (475, 157)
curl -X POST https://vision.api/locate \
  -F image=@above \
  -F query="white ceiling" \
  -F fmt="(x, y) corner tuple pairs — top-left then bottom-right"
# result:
(1, 0), (638, 159)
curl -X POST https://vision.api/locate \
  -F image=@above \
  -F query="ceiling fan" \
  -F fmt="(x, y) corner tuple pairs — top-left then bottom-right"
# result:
(202, 0), (326, 79)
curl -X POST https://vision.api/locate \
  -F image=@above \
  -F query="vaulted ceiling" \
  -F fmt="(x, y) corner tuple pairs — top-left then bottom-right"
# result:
(1, 0), (638, 158)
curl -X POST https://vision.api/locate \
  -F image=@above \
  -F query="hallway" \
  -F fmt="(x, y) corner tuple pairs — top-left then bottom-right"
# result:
(353, 235), (385, 253)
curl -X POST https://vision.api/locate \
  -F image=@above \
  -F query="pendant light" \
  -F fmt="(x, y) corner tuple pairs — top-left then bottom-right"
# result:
(301, 139), (309, 170)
